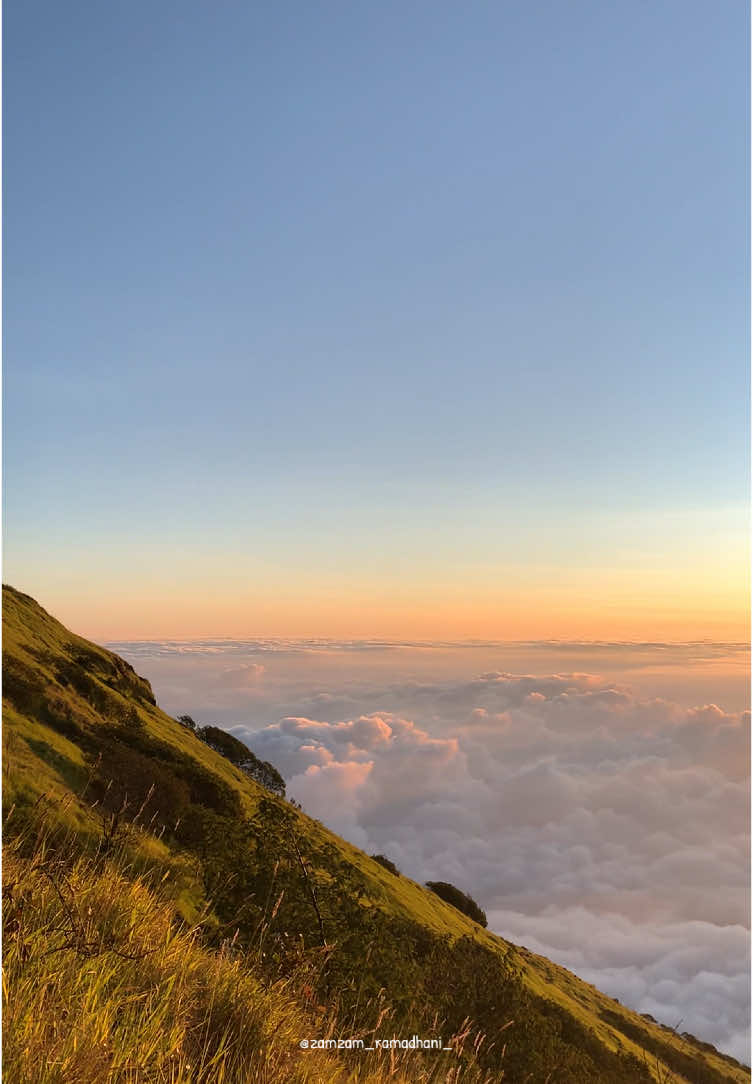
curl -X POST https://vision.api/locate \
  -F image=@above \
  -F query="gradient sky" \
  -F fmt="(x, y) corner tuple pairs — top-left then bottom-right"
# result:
(3, 1), (749, 639)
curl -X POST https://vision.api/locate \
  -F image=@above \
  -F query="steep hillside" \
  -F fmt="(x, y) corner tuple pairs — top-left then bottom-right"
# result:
(3, 584), (749, 1083)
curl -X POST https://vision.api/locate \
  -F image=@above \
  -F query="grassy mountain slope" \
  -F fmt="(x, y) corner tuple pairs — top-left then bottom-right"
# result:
(2, 584), (749, 1083)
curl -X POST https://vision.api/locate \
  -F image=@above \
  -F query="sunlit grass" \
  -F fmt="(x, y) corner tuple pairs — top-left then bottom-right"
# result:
(2, 816), (496, 1084)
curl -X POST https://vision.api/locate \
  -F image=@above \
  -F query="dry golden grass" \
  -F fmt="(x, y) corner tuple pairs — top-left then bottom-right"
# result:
(2, 818), (493, 1084)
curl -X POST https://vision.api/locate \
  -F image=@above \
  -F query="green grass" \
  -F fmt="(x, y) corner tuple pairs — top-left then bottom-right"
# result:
(3, 584), (749, 1084)
(5, 819), (496, 1084)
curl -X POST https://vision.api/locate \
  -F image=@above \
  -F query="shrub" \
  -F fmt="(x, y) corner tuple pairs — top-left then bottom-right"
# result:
(197, 725), (250, 763)
(239, 756), (285, 797)
(102, 724), (243, 820)
(371, 853), (400, 876)
(197, 724), (286, 797)
(425, 881), (487, 927)
(89, 740), (191, 833)
(120, 704), (144, 729)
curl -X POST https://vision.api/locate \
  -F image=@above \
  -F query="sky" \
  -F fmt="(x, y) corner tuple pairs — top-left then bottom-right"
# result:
(111, 637), (751, 1061)
(3, 0), (750, 640)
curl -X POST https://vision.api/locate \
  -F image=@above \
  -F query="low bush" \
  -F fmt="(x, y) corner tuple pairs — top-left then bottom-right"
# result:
(425, 881), (488, 927)
(371, 853), (400, 876)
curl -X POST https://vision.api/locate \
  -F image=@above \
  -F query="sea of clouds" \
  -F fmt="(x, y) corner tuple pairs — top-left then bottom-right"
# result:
(109, 640), (751, 1062)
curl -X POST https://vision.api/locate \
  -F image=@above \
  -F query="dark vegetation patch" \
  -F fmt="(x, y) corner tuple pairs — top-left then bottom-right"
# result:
(22, 736), (88, 793)
(679, 1033), (749, 1073)
(55, 657), (133, 720)
(196, 725), (251, 763)
(426, 880), (488, 927)
(90, 740), (192, 833)
(62, 642), (156, 705)
(196, 724), (286, 796)
(600, 1009), (742, 1084)
(3, 655), (88, 742)
(371, 853), (400, 876)
(93, 724), (243, 822)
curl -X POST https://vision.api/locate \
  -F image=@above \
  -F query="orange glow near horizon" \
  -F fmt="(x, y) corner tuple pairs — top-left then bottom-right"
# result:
(22, 557), (749, 644)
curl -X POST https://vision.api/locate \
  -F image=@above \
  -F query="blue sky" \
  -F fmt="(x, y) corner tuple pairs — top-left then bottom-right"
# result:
(3, 1), (749, 637)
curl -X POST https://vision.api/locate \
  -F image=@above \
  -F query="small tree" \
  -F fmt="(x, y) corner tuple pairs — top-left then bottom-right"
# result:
(426, 881), (487, 927)
(239, 756), (286, 798)
(197, 725), (251, 762)
(121, 704), (144, 729)
(196, 724), (286, 797)
(177, 714), (197, 730)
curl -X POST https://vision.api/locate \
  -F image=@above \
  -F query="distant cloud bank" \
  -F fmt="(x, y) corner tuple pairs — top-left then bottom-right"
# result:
(109, 638), (750, 658)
